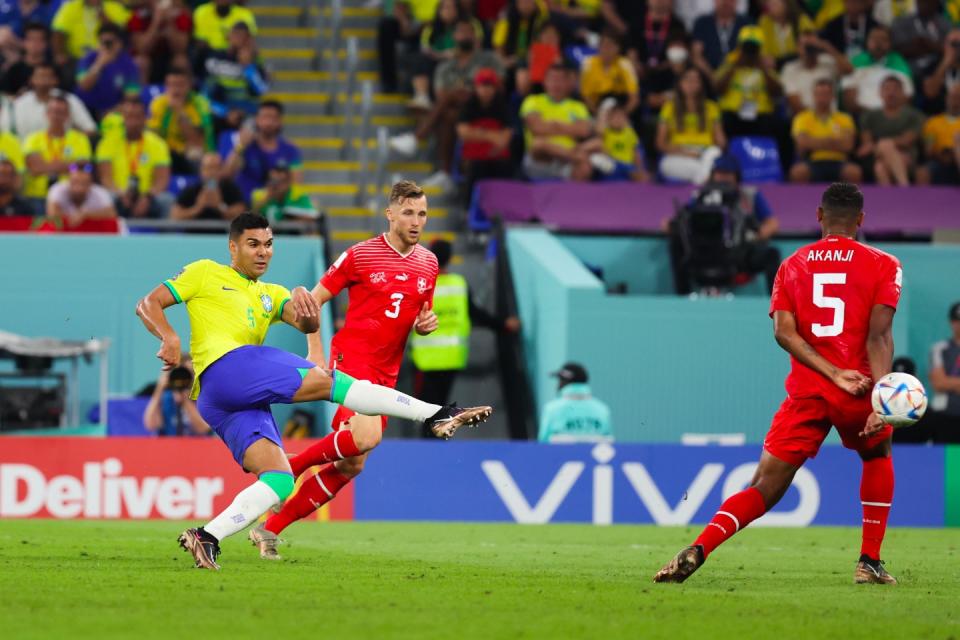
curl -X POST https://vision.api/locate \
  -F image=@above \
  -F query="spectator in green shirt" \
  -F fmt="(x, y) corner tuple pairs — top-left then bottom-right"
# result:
(251, 163), (318, 223)
(842, 24), (914, 113)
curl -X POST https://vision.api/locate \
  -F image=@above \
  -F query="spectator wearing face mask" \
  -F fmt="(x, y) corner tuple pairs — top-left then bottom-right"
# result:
(644, 36), (715, 115)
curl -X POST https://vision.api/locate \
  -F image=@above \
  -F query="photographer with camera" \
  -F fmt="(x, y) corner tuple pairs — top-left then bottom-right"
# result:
(143, 357), (210, 437)
(667, 154), (781, 296)
(714, 26), (782, 139)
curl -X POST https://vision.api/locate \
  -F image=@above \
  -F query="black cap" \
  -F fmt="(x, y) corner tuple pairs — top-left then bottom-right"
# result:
(167, 366), (193, 391)
(551, 362), (588, 387)
(950, 302), (960, 322)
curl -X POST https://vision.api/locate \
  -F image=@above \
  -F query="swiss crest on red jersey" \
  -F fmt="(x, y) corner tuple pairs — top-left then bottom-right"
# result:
(370, 271), (386, 284)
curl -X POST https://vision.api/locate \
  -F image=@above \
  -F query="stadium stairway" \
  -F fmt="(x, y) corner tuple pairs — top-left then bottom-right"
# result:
(247, 0), (511, 439)
(249, 0), (459, 260)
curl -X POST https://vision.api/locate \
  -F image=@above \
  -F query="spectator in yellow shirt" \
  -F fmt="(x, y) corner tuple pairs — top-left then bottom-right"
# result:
(657, 67), (726, 184)
(757, 0), (815, 68)
(579, 30), (639, 114)
(51, 0), (131, 65)
(96, 98), (172, 218)
(715, 26), (783, 137)
(22, 92), (92, 208)
(591, 98), (649, 181)
(193, 0), (257, 52)
(520, 63), (598, 180)
(493, 0), (549, 84)
(148, 67), (214, 175)
(788, 78), (862, 183)
(918, 83), (960, 185)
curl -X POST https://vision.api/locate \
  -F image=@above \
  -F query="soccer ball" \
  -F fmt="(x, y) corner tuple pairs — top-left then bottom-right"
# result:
(871, 372), (928, 428)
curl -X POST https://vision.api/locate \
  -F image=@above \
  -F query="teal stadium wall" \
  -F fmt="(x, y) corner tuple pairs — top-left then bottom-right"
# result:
(0, 234), (333, 430)
(509, 229), (955, 443)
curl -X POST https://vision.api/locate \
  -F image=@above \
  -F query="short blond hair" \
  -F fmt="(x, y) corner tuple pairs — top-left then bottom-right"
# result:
(388, 179), (425, 205)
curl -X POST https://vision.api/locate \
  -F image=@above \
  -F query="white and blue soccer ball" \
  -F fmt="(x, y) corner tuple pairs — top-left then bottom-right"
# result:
(871, 372), (928, 428)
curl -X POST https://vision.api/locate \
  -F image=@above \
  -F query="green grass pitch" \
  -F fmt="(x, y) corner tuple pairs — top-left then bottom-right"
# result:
(1, 520), (957, 639)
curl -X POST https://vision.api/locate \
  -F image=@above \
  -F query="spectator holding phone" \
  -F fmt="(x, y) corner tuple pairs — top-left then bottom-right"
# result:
(170, 151), (244, 221)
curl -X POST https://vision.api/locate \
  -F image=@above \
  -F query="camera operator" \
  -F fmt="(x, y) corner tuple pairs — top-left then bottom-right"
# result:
(143, 359), (210, 436)
(667, 154), (781, 295)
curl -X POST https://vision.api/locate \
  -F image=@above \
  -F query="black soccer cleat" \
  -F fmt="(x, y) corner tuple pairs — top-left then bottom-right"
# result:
(178, 528), (221, 570)
(854, 554), (898, 585)
(653, 545), (705, 583)
(423, 404), (493, 439)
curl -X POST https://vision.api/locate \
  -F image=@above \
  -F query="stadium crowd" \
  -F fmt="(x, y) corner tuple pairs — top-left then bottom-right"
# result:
(380, 0), (960, 192)
(0, 0), (317, 227)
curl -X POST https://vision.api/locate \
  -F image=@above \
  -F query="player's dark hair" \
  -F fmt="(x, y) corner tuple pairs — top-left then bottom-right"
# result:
(389, 179), (425, 205)
(820, 183), (863, 220)
(229, 213), (270, 239)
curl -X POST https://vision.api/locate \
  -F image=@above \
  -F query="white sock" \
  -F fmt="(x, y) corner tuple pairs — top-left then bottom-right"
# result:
(342, 379), (441, 422)
(203, 481), (281, 541)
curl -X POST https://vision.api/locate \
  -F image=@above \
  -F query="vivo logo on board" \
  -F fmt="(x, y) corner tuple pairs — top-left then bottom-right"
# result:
(481, 444), (821, 526)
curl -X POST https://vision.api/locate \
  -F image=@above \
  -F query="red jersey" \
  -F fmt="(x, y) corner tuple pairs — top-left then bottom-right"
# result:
(769, 235), (902, 402)
(320, 235), (438, 382)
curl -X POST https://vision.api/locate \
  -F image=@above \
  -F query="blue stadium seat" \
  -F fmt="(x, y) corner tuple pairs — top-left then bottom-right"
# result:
(727, 136), (783, 183)
(563, 45), (597, 68)
(169, 174), (200, 196)
(141, 83), (164, 106)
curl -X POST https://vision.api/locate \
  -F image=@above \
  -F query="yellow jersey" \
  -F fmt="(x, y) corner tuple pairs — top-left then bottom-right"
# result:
(580, 55), (639, 106)
(163, 259), (291, 398)
(0, 131), (25, 172)
(519, 93), (591, 150)
(716, 62), (779, 116)
(95, 130), (171, 194)
(791, 109), (855, 162)
(22, 129), (92, 199)
(659, 99), (721, 150)
(52, 0), (131, 59)
(192, 3), (257, 50)
(923, 114), (960, 156)
(603, 126), (639, 165)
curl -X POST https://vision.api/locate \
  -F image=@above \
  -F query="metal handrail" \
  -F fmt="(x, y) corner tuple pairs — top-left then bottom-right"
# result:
(367, 125), (390, 231)
(324, 0), (344, 114)
(123, 218), (323, 235)
(353, 80), (375, 201)
(339, 36), (360, 154)
(297, 0), (311, 28)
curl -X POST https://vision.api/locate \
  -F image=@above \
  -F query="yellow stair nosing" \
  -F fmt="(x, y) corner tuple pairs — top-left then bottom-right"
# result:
(283, 114), (414, 127)
(290, 137), (427, 149)
(301, 184), (443, 195)
(272, 71), (379, 82)
(251, 6), (380, 18)
(262, 93), (406, 105)
(259, 27), (376, 38)
(302, 161), (434, 172)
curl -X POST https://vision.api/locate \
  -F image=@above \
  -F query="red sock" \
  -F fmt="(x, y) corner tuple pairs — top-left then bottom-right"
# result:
(264, 465), (352, 535)
(694, 487), (767, 558)
(860, 456), (894, 561)
(289, 430), (361, 477)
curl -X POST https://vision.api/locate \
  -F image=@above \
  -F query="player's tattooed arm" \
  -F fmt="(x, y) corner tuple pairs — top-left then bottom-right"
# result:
(136, 284), (181, 370)
(773, 310), (871, 396)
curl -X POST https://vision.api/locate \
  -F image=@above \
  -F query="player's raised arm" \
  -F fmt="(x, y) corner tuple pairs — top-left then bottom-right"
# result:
(773, 310), (871, 396)
(136, 284), (182, 370)
(280, 285), (321, 334)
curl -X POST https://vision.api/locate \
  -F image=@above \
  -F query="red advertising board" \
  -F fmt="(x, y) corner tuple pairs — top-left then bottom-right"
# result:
(0, 437), (354, 521)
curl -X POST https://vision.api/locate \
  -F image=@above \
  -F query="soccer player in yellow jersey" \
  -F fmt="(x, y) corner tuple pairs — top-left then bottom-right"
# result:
(136, 214), (492, 570)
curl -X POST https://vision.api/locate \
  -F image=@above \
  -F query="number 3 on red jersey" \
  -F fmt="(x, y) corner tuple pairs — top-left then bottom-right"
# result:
(385, 293), (403, 318)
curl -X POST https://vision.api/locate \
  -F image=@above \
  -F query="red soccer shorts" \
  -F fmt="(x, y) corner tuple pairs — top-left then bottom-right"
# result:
(330, 366), (395, 432)
(764, 394), (894, 467)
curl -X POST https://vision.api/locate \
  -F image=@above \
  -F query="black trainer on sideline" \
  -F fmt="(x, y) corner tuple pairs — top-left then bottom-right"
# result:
(423, 404), (493, 439)
(653, 545), (706, 583)
(854, 554), (898, 585)
(178, 528), (221, 570)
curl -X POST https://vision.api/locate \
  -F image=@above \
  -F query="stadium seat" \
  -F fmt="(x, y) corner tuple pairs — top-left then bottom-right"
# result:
(141, 84), (164, 106)
(169, 174), (200, 196)
(727, 136), (783, 184)
(563, 45), (597, 68)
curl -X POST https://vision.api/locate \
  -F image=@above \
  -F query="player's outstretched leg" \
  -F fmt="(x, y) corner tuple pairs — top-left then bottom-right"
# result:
(855, 440), (897, 585)
(291, 368), (491, 467)
(654, 451), (795, 583)
(179, 439), (295, 570)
